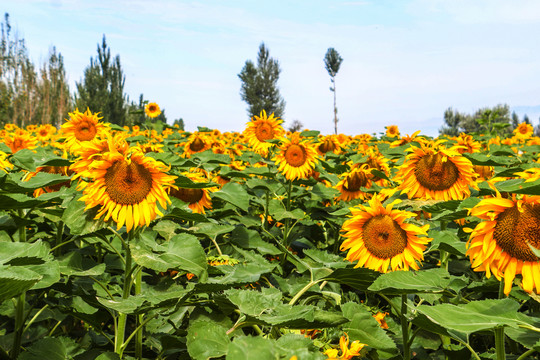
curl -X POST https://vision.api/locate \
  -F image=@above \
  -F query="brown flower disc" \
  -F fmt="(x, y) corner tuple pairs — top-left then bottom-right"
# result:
(414, 152), (459, 191)
(104, 160), (153, 205)
(494, 203), (540, 262)
(255, 122), (275, 142)
(344, 171), (369, 191)
(318, 140), (336, 153)
(170, 188), (204, 204)
(362, 215), (408, 259)
(189, 138), (205, 152)
(75, 120), (98, 141)
(284, 144), (307, 167)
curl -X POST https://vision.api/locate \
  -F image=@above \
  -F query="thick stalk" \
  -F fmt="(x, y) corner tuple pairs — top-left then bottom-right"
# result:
(55, 221), (64, 256)
(495, 280), (506, 360)
(289, 279), (323, 306)
(135, 268), (143, 359)
(11, 292), (25, 359)
(401, 294), (410, 360)
(280, 180), (293, 267)
(115, 233), (133, 356)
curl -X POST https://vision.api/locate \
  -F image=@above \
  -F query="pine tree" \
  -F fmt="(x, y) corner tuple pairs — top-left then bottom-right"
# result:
(324, 48), (343, 134)
(75, 35), (127, 125)
(238, 42), (285, 119)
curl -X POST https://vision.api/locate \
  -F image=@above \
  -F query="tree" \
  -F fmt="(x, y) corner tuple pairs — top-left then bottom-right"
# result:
(173, 118), (185, 130)
(75, 35), (127, 125)
(324, 48), (343, 134)
(511, 111), (519, 129)
(238, 42), (285, 119)
(288, 119), (303, 133)
(439, 104), (511, 136)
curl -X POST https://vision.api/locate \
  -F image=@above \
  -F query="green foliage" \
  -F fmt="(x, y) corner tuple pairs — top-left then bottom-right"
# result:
(238, 42), (286, 119)
(439, 104), (512, 136)
(75, 35), (127, 125)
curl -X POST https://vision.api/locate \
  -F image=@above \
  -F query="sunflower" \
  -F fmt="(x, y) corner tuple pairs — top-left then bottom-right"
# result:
(4, 131), (37, 154)
(454, 133), (482, 154)
(395, 141), (476, 201)
(78, 147), (176, 231)
(183, 132), (212, 157)
(324, 333), (366, 360)
(385, 125), (400, 138)
(0, 151), (13, 172)
(169, 171), (214, 214)
(466, 195), (540, 295)
(145, 102), (161, 118)
(243, 110), (285, 156)
(35, 124), (56, 143)
(273, 133), (319, 181)
(335, 165), (373, 202)
(341, 197), (431, 273)
(61, 108), (110, 153)
(390, 130), (422, 148)
(352, 149), (391, 186)
(373, 312), (389, 329)
(317, 135), (342, 155)
(513, 122), (534, 140)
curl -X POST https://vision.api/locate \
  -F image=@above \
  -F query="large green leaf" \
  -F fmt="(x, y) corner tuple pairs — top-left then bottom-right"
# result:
(268, 199), (304, 221)
(18, 337), (82, 360)
(226, 336), (279, 360)
(58, 251), (106, 277)
(229, 226), (280, 255)
(428, 230), (467, 256)
(0, 240), (52, 266)
(212, 181), (250, 211)
(0, 266), (42, 302)
(0, 193), (46, 210)
(368, 268), (460, 295)
(61, 194), (107, 235)
(323, 267), (380, 291)
(413, 298), (528, 342)
(4, 172), (70, 193)
(341, 302), (397, 353)
(130, 233), (207, 278)
(225, 287), (282, 317)
(187, 320), (230, 360)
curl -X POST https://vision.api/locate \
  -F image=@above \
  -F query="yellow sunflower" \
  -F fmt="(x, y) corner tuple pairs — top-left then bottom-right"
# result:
(24, 166), (73, 197)
(61, 108), (110, 153)
(78, 146), (176, 231)
(466, 195), (540, 295)
(145, 102), (161, 118)
(335, 165), (373, 202)
(395, 141), (476, 201)
(183, 132), (212, 157)
(273, 133), (319, 181)
(385, 125), (400, 138)
(243, 110), (285, 156)
(324, 333), (366, 360)
(4, 131), (37, 154)
(352, 149), (391, 187)
(341, 197), (432, 273)
(513, 122), (534, 140)
(317, 135), (342, 155)
(169, 171), (214, 214)
(0, 151), (13, 172)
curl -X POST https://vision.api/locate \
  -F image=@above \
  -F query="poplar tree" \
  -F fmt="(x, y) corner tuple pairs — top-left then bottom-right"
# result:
(324, 48), (343, 134)
(76, 35), (127, 125)
(238, 42), (285, 119)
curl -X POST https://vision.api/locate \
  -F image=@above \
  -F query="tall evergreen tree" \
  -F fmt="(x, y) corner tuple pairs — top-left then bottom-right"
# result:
(238, 42), (285, 119)
(76, 35), (127, 125)
(324, 48), (343, 134)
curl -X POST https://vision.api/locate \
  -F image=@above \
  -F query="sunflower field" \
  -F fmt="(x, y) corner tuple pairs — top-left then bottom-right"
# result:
(1, 108), (540, 360)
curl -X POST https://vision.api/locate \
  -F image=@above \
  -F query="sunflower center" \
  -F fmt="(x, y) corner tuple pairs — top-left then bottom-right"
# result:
(362, 215), (408, 259)
(473, 165), (493, 179)
(171, 188), (204, 204)
(104, 160), (153, 205)
(255, 123), (274, 142)
(75, 120), (97, 141)
(284, 144), (307, 167)
(318, 140), (336, 154)
(344, 171), (369, 191)
(189, 138), (205, 152)
(149, 105), (157, 112)
(414, 152), (459, 191)
(494, 204), (540, 262)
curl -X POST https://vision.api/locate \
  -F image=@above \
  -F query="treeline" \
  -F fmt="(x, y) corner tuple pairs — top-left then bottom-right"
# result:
(0, 13), (178, 129)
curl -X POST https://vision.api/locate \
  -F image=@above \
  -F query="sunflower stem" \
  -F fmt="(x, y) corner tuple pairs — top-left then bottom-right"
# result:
(264, 190), (270, 230)
(494, 326), (506, 360)
(55, 221), (64, 256)
(11, 210), (28, 359)
(280, 180), (293, 267)
(516, 348), (536, 360)
(401, 294), (411, 360)
(115, 231), (134, 356)
(289, 279), (323, 306)
(135, 267), (143, 359)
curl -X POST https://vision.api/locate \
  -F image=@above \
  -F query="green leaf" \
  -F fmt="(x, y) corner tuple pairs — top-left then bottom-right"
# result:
(96, 296), (145, 314)
(310, 182), (340, 200)
(225, 287), (282, 317)
(229, 226), (280, 255)
(276, 334), (324, 360)
(28, 261), (61, 289)
(0, 240), (52, 266)
(341, 302), (397, 353)
(61, 194), (107, 235)
(5, 172), (70, 193)
(187, 320), (230, 360)
(226, 336), (279, 360)
(0, 266), (42, 302)
(192, 151), (232, 165)
(58, 251), (106, 277)
(131, 233), (208, 278)
(192, 222), (235, 240)
(212, 181), (250, 211)
(152, 219), (179, 241)
(300, 130), (320, 137)
(463, 152), (515, 166)
(269, 199), (304, 221)
(413, 298), (526, 342)
(323, 267), (380, 291)
(428, 230), (467, 256)
(95, 353), (121, 360)
(368, 268), (460, 295)
(0, 193), (45, 209)
(18, 337), (81, 360)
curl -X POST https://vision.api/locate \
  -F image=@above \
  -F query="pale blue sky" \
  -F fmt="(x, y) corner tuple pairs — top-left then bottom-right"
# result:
(4, 0), (540, 136)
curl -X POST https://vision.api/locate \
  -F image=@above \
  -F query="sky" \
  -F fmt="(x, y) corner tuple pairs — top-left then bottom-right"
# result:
(3, 0), (540, 136)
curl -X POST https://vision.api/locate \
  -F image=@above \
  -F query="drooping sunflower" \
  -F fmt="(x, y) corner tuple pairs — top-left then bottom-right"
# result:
(61, 108), (110, 153)
(145, 102), (161, 118)
(78, 147), (176, 231)
(169, 171), (214, 214)
(24, 166), (73, 197)
(352, 149), (391, 186)
(273, 133), (319, 181)
(395, 141), (476, 201)
(466, 195), (540, 295)
(183, 132), (212, 157)
(341, 197), (431, 273)
(243, 110), (285, 156)
(335, 165), (373, 202)
(316, 134), (342, 156)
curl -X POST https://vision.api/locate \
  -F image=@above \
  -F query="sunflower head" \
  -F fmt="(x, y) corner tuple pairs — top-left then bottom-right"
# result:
(341, 197), (431, 273)
(169, 171), (215, 214)
(385, 125), (400, 138)
(514, 122), (534, 139)
(243, 110), (285, 156)
(61, 108), (109, 153)
(272, 133), (320, 181)
(335, 165), (373, 202)
(145, 102), (161, 118)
